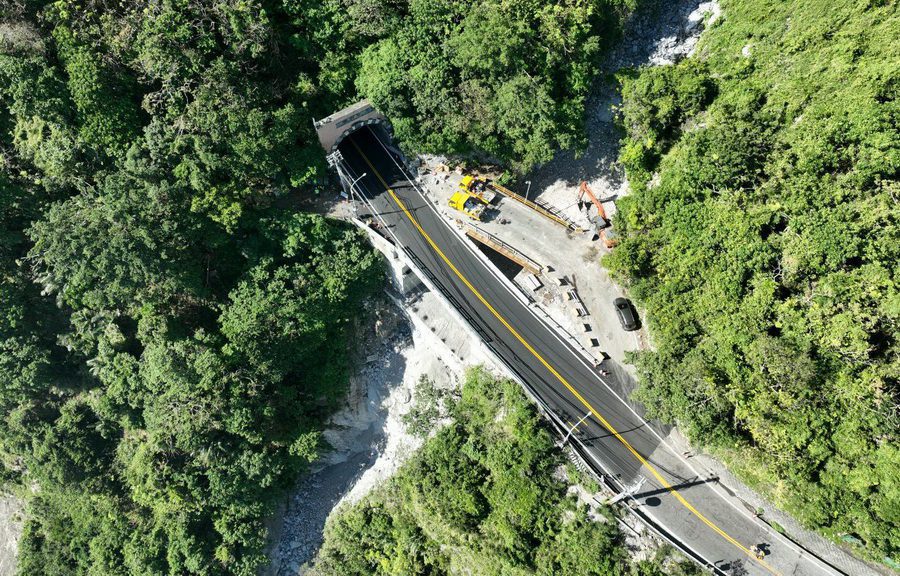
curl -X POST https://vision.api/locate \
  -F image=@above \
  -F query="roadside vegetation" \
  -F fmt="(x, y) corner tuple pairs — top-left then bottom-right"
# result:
(608, 0), (899, 563)
(8, 0), (894, 573)
(0, 0), (640, 574)
(1, 2), (384, 575)
(312, 368), (701, 576)
(357, 0), (635, 171)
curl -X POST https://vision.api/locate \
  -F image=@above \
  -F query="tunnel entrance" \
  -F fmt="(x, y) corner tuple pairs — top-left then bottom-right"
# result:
(314, 99), (391, 154)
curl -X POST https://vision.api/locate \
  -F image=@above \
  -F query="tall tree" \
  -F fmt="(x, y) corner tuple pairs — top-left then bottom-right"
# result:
(357, 0), (633, 171)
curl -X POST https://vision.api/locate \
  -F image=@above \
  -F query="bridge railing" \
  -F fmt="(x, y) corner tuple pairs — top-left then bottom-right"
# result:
(463, 223), (543, 275)
(490, 182), (585, 233)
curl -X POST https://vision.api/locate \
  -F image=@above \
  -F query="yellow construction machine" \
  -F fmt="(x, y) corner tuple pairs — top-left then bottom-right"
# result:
(459, 175), (497, 204)
(448, 190), (487, 220)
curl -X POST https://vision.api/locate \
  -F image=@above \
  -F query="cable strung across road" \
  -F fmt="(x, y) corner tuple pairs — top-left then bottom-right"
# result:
(338, 126), (845, 576)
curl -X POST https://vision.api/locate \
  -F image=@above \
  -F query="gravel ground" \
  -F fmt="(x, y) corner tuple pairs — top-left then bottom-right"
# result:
(265, 3), (726, 575)
(0, 5), (725, 576)
(407, 0), (725, 414)
(414, 4), (884, 575)
(0, 495), (22, 576)
(265, 293), (470, 576)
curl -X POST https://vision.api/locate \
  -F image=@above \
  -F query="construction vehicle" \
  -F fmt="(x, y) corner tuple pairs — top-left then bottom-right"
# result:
(463, 174), (584, 233)
(600, 226), (618, 249)
(578, 181), (609, 228)
(449, 190), (487, 220)
(578, 181), (618, 248)
(460, 175), (497, 204)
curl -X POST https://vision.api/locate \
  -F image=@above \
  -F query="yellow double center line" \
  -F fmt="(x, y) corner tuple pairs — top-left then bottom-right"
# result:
(349, 138), (780, 576)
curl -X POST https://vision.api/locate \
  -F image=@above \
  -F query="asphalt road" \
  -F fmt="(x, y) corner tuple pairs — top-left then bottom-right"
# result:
(339, 127), (840, 576)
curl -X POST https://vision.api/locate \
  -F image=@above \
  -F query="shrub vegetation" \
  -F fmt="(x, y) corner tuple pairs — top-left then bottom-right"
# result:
(357, 0), (635, 171)
(0, 0), (638, 573)
(313, 368), (701, 576)
(608, 0), (899, 562)
(1, 2), (382, 574)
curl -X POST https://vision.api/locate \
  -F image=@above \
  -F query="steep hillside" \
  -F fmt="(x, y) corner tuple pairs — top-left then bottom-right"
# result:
(608, 0), (899, 563)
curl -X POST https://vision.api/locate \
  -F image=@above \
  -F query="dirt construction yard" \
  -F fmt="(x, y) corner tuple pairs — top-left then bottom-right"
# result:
(418, 167), (647, 377)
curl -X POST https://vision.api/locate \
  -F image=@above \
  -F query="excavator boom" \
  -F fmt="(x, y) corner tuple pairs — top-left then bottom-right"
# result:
(578, 181), (607, 221)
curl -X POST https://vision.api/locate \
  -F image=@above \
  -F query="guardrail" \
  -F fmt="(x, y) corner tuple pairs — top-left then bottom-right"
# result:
(463, 223), (543, 275)
(345, 150), (846, 576)
(472, 329), (725, 575)
(490, 182), (585, 233)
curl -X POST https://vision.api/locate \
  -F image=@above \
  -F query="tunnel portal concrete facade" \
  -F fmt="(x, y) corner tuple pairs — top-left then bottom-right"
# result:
(314, 99), (389, 153)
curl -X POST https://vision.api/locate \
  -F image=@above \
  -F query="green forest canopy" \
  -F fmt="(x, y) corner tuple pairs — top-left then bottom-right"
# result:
(608, 0), (899, 563)
(0, 0), (633, 574)
(313, 368), (701, 576)
(6, 0), (895, 572)
(0, 1), (382, 574)
(356, 0), (634, 171)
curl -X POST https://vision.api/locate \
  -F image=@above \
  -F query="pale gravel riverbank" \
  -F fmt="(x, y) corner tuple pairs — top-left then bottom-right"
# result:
(0, 495), (22, 576)
(264, 292), (473, 576)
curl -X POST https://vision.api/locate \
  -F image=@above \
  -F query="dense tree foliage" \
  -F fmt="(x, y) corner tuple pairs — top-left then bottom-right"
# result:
(608, 0), (899, 562)
(357, 0), (634, 171)
(0, 0), (644, 572)
(313, 368), (700, 576)
(1, 2), (382, 574)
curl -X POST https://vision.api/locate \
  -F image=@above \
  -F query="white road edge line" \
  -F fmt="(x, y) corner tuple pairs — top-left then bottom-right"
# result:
(365, 130), (842, 575)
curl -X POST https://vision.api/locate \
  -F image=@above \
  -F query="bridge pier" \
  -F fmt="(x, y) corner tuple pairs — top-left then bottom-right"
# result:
(351, 218), (422, 296)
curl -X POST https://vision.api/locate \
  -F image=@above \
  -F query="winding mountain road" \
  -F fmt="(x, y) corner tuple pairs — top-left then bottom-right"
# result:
(339, 126), (843, 576)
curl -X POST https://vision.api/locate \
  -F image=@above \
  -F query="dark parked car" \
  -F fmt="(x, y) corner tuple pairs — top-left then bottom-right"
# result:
(613, 298), (639, 331)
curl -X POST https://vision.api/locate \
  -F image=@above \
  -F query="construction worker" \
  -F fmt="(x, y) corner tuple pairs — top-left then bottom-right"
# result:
(597, 359), (611, 376)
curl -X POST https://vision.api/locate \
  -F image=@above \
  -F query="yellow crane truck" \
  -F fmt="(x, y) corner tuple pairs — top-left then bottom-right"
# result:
(459, 175), (497, 204)
(448, 190), (487, 220)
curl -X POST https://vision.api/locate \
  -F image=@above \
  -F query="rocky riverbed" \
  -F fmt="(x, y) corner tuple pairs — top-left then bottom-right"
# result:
(522, 0), (720, 211)
(264, 297), (464, 576)
(0, 495), (22, 576)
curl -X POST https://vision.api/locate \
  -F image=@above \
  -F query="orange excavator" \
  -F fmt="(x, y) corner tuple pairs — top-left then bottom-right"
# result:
(578, 181), (618, 249)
